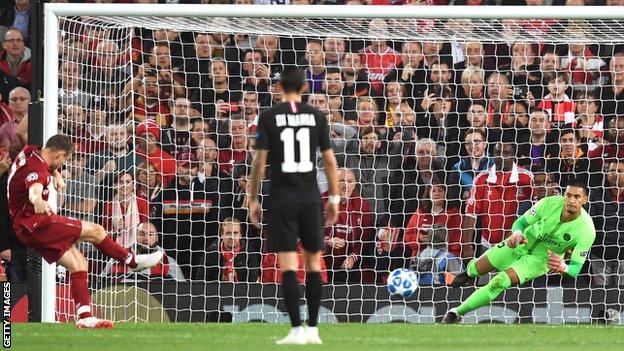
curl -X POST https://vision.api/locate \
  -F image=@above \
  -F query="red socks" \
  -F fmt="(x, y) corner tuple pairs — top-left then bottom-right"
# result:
(95, 236), (137, 268)
(70, 271), (92, 320)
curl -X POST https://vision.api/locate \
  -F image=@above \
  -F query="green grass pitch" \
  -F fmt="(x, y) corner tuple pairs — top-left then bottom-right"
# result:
(13, 323), (624, 351)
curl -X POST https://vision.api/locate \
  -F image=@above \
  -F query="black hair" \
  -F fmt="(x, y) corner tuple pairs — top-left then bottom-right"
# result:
(566, 177), (589, 196)
(280, 67), (307, 94)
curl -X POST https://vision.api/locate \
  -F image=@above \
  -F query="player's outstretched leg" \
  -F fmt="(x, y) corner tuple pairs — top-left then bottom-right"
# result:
(80, 221), (163, 271)
(449, 255), (495, 288)
(276, 252), (307, 345)
(303, 251), (323, 345)
(58, 247), (114, 329)
(443, 269), (516, 324)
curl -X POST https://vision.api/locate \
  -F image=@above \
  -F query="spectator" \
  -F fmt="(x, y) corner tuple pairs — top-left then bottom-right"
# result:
(540, 50), (561, 75)
(241, 49), (271, 97)
(546, 128), (600, 188)
(307, 93), (332, 123)
(588, 159), (624, 286)
(136, 120), (177, 187)
(453, 42), (486, 85)
(323, 37), (346, 67)
(0, 0), (29, 44)
(322, 168), (374, 283)
(485, 72), (514, 128)
(241, 90), (260, 132)
(588, 115), (624, 169)
(417, 85), (463, 164)
(184, 33), (214, 99)
(352, 96), (380, 129)
(574, 90), (604, 151)
(161, 97), (194, 157)
(428, 61), (454, 93)
(59, 145), (99, 222)
(382, 81), (405, 127)
(0, 86), (28, 146)
(384, 41), (427, 104)
(261, 242), (329, 284)
(103, 171), (148, 247)
(102, 221), (185, 282)
(83, 106), (107, 154)
(197, 217), (259, 282)
(341, 52), (370, 98)
(217, 114), (249, 175)
(451, 128), (494, 200)
(58, 60), (91, 108)
(517, 108), (549, 170)
(161, 151), (216, 278)
(404, 180), (464, 258)
(87, 123), (140, 201)
(255, 35), (285, 79)
(136, 161), (164, 228)
(0, 28), (30, 88)
(196, 58), (241, 120)
(345, 127), (390, 225)
(499, 100), (530, 144)
(126, 69), (172, 127)
(388, 138), (446, 228)
(561, 40), (606, 87)
(463, 142), (533, 258)
(519, 166), (559, 214)
(303, 39), (326, 94)
(456, 66), (486, 113)
(537, 71), (576, 129)
(0, 141), (26, 281)
(598, 52), (624, 125)
(191, 119), (211, 150)
(86, 40), (129, 98)
(361, 19), (402, 97)
(324, 67), (354, 124)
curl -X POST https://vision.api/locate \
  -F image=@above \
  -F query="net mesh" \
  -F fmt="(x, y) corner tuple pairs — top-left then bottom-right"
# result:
(53, 13), (624, 324)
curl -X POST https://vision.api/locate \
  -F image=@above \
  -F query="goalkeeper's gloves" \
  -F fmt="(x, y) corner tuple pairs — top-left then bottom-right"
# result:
(548, 251), (569, 274)
(507, 231), (527, 248)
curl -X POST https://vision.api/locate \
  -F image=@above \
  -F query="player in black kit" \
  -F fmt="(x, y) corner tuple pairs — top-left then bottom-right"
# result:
(249, 67), (339, 345)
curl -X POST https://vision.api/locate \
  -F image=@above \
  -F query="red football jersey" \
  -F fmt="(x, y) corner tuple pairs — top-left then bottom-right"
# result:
(360, 46), (402, 95)
(7, 145), (54, 230)
(466, 167), (533, 245)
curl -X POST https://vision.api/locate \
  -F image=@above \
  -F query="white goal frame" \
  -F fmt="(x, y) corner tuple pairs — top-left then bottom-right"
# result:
(42, 3), (624, 323)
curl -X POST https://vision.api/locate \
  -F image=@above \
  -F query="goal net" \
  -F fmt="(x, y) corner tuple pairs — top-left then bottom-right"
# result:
(47, 4), (624, 324)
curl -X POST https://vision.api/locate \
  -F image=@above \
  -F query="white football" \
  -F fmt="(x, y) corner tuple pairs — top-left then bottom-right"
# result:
(386, 268), (418, 298)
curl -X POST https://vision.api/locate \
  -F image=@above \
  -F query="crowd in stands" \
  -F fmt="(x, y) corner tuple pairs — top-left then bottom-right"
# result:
(0, 0), (624, 286)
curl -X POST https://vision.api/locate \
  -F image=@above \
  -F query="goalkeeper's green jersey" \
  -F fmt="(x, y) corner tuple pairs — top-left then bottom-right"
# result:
(510, 195), (596, 277)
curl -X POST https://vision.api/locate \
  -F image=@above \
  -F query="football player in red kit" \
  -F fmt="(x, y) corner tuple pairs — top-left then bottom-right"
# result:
(7, 134), (163, 329)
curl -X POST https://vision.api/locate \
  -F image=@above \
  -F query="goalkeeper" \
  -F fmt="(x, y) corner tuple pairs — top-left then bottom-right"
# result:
(442, 178), (596, 323)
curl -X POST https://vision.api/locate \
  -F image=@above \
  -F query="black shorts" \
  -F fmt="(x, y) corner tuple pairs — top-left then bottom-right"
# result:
(267, 201), (324, 253)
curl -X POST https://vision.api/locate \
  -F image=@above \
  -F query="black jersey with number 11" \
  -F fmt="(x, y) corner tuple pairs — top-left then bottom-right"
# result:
(255, 101), (331, 206)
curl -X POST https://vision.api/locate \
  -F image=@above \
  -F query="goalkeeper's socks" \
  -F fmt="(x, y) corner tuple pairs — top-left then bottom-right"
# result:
(456, 271), (512, 316)
(282, 270), (302, 327)
(305, 271), (322, 327)
(70, 271), (93, 319)
(95, 236), (137, 268)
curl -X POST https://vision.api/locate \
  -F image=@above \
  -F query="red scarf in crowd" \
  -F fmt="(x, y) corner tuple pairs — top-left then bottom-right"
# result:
(221, 242), (241, 282)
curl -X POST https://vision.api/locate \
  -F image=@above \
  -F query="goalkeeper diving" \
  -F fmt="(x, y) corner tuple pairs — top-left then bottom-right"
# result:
(442, 178), (596, 323)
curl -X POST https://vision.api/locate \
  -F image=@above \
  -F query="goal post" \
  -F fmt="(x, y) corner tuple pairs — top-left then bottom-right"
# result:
(42, 3), (624, 324)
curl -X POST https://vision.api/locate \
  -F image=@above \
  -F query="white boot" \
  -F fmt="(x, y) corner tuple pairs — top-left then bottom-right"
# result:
(131, 251), (164, 272)
(275, 326), (307, 345)
(305, 326), (323, 344)
(76, 316), (114, 329)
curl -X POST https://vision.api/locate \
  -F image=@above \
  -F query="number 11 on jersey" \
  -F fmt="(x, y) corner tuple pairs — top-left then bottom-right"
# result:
(280, 127), (313, 173)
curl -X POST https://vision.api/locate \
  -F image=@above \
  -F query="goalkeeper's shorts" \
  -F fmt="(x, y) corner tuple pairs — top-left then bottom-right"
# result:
(484, 242), (549, 284)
